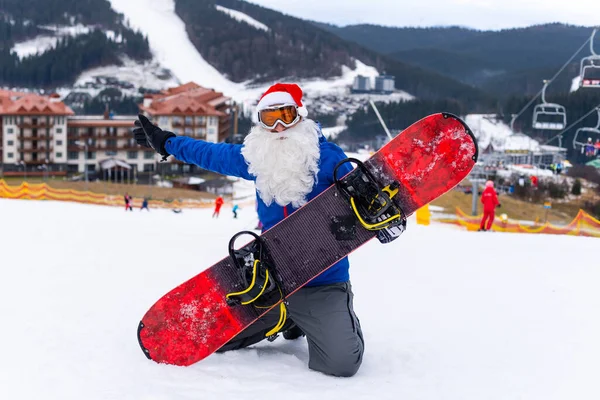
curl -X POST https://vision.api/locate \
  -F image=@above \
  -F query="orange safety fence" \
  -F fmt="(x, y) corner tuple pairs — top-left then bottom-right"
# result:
(0, 179), (213, 209)
(452, 207), (600, 238)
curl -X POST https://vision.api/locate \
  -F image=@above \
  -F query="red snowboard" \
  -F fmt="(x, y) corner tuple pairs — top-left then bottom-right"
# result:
(137, 113), (478, 366)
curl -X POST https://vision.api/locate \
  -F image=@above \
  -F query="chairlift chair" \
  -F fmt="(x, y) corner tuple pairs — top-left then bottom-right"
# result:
(532, 80), (567, 130)
(573, 108), (600, 155)
(532, 103), (567, 130)
(579, 28), (600, 89)
(579, 56), (600, 88)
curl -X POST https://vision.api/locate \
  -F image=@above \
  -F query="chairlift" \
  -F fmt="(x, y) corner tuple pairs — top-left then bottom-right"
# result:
(532, 80), (567, 130)
(579, 28), (600, 89)
(573, 108), (600, 156)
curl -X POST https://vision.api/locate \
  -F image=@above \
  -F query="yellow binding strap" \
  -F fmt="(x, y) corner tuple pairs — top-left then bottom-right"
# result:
(350, 197), (401, 230)
(225, 260), (270, 305)
(265, 303), (287, 337)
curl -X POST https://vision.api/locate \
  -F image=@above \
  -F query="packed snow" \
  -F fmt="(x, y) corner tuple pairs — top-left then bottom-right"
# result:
(0, 197), (598, 400)
(215, 5), (270, 32)
(106, 0), (406, 108)
(11, 24), (91, 59)
(465, 114), (550, 152)
(70, 57), (180, 96)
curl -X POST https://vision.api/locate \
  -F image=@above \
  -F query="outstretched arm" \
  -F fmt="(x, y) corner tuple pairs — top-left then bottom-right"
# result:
(165, 136), (253, 180)
(133, 114), (253, 180)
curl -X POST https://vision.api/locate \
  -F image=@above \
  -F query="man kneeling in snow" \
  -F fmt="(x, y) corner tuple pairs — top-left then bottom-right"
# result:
(133, 83), (364, 377)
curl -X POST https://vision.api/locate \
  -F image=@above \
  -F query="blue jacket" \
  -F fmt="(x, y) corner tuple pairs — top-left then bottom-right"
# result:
(164, 132), (353, 286)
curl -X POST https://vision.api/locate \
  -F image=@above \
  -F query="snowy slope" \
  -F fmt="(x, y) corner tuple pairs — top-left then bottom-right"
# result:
(216, 5), (269, 31)
(11, 24), (92, 58)
(0, 198), (598, 400)
(106, 0), (407, 107)
(464, 114), (565, 153)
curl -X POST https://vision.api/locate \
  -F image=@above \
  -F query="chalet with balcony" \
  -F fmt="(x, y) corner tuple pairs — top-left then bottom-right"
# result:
(1, 82), (232, 180)
(139, 82), (230, 143)
(1, 91), (74, 176)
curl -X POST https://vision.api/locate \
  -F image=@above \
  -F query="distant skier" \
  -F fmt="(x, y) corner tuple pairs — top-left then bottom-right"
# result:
(584, 138), (596, 157)
(479, 180), (500, 232)
(124, 193), (133, 211)
(140, 198), (149, 211)
(232, 203), (240, 219)
(133, 82), (362, 377)
(213, 196), (224, 218)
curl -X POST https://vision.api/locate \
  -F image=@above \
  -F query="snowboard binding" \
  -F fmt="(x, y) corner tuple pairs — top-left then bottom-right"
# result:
(226, 231), (288, 339)
(226, 231), (282, 307)
(334, 158), (406, 243)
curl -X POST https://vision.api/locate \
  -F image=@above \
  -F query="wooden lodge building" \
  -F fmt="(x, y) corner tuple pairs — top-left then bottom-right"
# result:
(0, 82), (231, 180)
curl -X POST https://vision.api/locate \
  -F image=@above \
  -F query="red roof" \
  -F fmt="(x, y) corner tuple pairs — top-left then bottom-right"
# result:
(139, 82), (229, 117)
(68, 119), (135, 128)
(0, 91), (74, 116)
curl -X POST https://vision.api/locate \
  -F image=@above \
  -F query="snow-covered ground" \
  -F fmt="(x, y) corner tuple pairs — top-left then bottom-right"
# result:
(465, 114), (551, 152)
(106, 0), (409, 108)
(11, 24), (92, 58)
(216, 5), (269, 32)
(1, 198), (598, 400)
(70, 58), (180, 97)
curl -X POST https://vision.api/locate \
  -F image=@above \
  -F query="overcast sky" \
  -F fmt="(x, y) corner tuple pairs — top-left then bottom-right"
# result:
(248, 0), (598, 30)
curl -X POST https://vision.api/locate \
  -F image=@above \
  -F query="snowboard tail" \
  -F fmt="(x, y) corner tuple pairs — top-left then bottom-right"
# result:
(137, 113), (478, 366)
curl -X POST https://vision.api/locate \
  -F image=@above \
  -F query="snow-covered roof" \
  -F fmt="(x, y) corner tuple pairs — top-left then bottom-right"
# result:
(99, 158), (132, 170)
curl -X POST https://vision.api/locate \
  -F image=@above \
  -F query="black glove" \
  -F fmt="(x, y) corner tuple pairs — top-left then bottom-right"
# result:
(497, 203), (501, 208)
(133, 114), (175, 161)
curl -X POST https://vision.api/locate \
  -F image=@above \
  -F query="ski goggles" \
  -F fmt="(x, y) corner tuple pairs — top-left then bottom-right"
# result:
(258, 105), (300, 130)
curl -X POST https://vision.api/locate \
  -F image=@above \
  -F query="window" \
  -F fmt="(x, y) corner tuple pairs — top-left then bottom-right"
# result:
(7, 152), (14, 159)
(143, 164), (155, 172)
(105, 151), (117, 156)
(127, 151), (138, 159)
(184, 127), (193, 135)
(173, 128), (180, 135)
(144, 151), (154, 159)
(56, 140), (63, 146)
(7, 140), (14, 146)
(183, 165), (190, 173)
(68, 151), (79, 160)
(67, 164), (78, 173)
(185, 116), (193, 125)
(56, 152), (63, 158)
(171, 164), (179, 172)
(87, 151), (96, 160)
(7, 128), (13, 134)
(196, 127), (206, 135)
(159, 116), (169, 126)
(195, 116), (206, 125)
(172, 116), (182, 125)
(55, 128), (63, 134)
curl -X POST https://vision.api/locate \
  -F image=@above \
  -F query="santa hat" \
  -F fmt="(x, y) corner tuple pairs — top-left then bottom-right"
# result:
(256, 83), (308, 117)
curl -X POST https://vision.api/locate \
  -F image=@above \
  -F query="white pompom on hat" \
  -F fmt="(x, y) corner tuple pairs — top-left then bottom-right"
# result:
(256, 83), (308, 117)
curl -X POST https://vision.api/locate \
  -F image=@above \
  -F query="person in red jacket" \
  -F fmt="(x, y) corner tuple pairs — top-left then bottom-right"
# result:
(479, 180), (500, 231)
(213, 195), (224, 218)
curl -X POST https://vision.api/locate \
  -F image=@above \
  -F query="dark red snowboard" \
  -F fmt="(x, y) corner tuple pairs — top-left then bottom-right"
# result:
(137, 113), (478, 366)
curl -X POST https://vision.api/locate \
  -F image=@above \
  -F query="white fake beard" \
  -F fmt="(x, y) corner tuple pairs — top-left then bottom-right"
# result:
(241, 119), (320, 208)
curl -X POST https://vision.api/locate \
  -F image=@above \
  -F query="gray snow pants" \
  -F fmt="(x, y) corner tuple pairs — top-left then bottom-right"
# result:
(218, 281), (364, 377)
